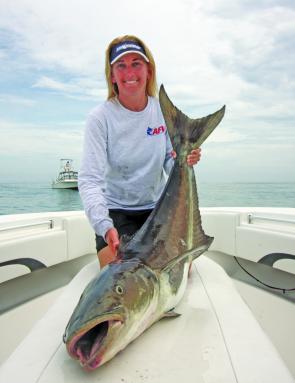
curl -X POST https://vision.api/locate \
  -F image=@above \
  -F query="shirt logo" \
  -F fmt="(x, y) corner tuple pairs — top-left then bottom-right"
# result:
(147, 125), (165, 136)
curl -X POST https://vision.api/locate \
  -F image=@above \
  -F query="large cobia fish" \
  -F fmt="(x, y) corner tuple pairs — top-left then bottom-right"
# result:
(63, 86), (225, 370)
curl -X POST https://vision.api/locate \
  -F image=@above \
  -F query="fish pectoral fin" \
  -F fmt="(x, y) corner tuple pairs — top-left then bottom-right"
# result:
(163, 309), (181, 318)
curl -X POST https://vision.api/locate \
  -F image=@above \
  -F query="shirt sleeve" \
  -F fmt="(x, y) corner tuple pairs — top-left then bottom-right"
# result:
(163, 129), (174, 175)
(78, 114), (114, 239)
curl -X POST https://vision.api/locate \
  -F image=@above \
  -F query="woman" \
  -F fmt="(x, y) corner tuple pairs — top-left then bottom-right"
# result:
(78, 35), (201, 268)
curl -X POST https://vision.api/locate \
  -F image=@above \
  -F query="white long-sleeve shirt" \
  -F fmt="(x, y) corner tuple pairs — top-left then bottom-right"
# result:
(78, 96), (174, 238)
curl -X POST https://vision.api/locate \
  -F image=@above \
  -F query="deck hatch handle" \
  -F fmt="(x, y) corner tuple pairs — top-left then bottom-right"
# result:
(248, 214), (295, 225)
(0, 220), (54, 232)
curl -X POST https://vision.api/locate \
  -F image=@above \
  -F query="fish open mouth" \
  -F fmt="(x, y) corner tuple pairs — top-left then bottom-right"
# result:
(67, 319), (122, 370)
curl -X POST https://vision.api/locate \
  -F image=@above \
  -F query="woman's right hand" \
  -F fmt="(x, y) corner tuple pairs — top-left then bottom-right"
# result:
(105, 228), (120, 254)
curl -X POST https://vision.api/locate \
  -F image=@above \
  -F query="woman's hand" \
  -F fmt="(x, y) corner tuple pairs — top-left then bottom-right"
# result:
(171, 148), (202, 166)
(187, 148), (201, 166)
(105, 228), (120, 254)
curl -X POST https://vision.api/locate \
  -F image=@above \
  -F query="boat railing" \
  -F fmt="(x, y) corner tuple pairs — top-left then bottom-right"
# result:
(0, 220), (54, 233)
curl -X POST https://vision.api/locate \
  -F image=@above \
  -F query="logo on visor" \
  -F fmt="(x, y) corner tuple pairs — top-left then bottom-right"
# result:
(116, 43), (141, 53)
(147, 125), (166, 136)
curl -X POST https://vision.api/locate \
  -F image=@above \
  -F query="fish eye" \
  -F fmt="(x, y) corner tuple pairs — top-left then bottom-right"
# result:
(115, 285), (124, 295)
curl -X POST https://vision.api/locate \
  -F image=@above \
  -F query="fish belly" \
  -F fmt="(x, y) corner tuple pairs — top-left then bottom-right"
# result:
(159, 261), (190, 314)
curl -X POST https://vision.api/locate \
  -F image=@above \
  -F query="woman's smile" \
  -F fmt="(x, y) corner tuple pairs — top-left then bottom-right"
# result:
(123, 80), (138, 85)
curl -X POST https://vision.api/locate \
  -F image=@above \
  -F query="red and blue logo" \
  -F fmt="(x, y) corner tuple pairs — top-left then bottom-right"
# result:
(147, 125), (166, 136)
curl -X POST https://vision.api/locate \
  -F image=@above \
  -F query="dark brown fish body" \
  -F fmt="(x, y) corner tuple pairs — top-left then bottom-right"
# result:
(63, 86), (225, 370)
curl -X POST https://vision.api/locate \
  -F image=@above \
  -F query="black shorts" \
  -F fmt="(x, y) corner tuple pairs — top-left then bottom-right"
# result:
(95, 208), (152, 252)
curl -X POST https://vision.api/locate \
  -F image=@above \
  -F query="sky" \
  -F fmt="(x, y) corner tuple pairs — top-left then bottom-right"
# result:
(0, 0), (294, 183)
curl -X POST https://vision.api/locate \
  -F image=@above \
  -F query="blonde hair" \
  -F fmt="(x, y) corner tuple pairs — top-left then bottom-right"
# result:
(105, 35), (158, 100)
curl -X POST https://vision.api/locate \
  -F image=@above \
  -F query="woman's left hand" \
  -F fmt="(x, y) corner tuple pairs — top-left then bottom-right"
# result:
(187, 148), (201, 166)
(171, 148), (201, 166)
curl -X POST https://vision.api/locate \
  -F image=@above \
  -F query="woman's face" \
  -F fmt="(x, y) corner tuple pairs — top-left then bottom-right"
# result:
(111, 53), (150, 99)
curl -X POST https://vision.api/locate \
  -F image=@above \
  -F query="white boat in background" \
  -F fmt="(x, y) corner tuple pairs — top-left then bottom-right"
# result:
(52, 159), (78, 190)
(0, 208), (295, 382)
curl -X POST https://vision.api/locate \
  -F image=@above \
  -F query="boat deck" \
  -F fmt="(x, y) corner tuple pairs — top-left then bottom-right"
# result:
(1, 251), (294, 380)
(0, 253), (96, 363)
(207, 251), (295, 378)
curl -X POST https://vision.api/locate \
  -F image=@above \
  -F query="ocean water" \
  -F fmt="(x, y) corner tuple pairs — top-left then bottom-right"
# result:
(0, 182), (294, 216)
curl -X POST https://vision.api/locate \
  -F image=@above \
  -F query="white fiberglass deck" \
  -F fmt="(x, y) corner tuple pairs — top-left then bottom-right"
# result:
(0, 255), (294, 383)
(0, 208), (295, 382)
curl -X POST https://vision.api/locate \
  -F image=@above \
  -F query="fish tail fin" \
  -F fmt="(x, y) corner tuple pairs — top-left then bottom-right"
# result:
(159, 85), (225, 156)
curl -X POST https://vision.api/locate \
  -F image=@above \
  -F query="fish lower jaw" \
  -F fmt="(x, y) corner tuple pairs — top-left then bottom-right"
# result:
(80, 355), (103, 371)
(68, 319), (123, 370)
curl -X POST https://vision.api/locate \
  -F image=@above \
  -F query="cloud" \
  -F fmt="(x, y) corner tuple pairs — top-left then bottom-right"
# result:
(0, 50), (7, 60)
(0, 0), (294, 182)
(32, 77), (71, 92)
(205, 5), (295, 90)
(32, 75), (107, 101)
(0, 119), (83, 156)
(0, 94), (35, 106)
(207, 127), (245, 143)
